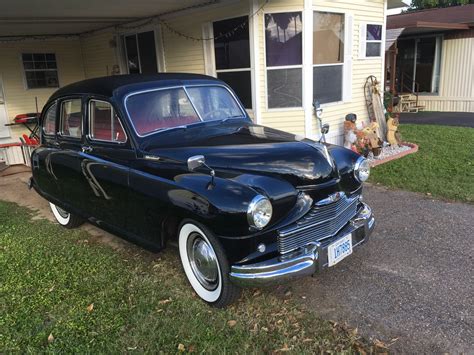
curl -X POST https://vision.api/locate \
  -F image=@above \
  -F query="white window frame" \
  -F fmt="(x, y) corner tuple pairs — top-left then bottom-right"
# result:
(20, 52), (60, 90)
(359, 22), (384, 59)
(119, 28), (165, 74)
(263, 9), (304, 111)
(205, 15), (254, 110)
(312, 9), (350, 106)
(311, 7), (353, 106)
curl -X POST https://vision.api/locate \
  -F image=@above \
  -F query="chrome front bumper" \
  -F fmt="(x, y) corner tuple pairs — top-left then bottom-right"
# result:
(229, 203), (375, 287)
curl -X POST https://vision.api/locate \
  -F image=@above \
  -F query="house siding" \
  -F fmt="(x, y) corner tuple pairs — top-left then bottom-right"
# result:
(418, 37), (474, 112)
(0, 39), (85, 141)
(310, 0), (385, 144)
(80, 30), (118, 79)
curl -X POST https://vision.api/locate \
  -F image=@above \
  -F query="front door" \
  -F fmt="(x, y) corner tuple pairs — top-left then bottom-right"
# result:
(0, 76), (11, 140)
(82, 99), (133, 231)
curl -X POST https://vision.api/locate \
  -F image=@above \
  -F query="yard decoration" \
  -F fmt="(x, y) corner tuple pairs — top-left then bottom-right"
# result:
(387, 114), (402, 146)
(364, 75), (387, 142)
(343, 114), (382, 157)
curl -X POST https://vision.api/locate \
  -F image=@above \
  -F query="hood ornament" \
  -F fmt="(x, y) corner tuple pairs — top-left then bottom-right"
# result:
(316, 191), (346, 206)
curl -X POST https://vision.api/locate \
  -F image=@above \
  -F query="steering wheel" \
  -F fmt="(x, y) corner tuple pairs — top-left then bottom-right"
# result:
(200, 108), (229, 120)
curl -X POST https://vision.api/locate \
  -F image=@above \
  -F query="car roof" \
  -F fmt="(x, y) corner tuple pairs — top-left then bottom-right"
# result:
(49, 73), (221, 101)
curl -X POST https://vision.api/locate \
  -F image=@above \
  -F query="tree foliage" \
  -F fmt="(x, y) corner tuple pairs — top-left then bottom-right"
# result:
(408, 0), (474, 10)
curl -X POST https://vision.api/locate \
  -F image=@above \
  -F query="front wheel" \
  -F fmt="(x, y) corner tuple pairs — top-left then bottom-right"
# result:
(178, 221), (241, 308)
(49, 202), (83, 229)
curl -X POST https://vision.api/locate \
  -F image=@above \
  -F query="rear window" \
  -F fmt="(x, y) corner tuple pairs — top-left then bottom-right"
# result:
(126, 88), (200, 136)
(43, 103), (57, 135)
(60, 99), (82, 139)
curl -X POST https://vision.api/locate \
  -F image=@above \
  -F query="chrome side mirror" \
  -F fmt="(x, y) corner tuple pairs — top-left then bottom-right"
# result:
(187, 155), (205, 171)
(313, 99), (323, 119)
(321, 124), (330, 135)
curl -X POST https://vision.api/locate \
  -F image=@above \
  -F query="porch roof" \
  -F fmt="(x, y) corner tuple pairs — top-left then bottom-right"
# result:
(0, 0), (218, 37)
(387, 4), (474, 30)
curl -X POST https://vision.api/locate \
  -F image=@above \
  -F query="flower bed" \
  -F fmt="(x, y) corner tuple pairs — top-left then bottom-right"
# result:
(367, 142), (418, 167)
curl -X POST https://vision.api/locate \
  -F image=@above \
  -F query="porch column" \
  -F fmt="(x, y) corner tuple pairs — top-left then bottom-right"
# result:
(249, 0), (261, 124)
(303, 0), (314, 139)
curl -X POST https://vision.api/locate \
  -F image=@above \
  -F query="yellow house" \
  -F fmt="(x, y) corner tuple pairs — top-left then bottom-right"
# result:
(0, 0), (408, 149)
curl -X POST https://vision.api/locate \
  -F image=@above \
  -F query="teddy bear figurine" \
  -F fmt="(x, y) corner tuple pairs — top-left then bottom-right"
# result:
(387, 114), (402, 146)
(343, 114), (358, 153)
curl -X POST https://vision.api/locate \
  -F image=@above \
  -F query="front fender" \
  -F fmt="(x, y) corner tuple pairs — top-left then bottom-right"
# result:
(172, 173), (258, 236)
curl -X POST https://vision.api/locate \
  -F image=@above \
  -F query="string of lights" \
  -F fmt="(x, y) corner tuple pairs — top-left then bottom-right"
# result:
(0, 0), (269, 43)
(159, 0), (269, 42)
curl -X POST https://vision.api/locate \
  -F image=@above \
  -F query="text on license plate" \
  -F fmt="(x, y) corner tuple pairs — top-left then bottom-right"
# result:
(328, 234), (353, 267)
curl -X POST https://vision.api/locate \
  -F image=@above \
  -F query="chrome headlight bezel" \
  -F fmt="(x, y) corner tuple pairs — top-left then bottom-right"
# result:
(354, 156), (370, 182)
(247, 195), (273, 230)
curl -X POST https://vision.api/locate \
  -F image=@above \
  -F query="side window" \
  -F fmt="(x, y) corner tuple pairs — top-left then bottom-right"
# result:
(60, 99), (82, 139)
(89, 100), (127, 143)
(42, 103), (57, 135)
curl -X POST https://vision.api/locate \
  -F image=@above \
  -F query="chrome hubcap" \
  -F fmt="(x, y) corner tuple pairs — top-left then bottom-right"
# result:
(55, 205), (69, 219)
(188, 233), (219, 291)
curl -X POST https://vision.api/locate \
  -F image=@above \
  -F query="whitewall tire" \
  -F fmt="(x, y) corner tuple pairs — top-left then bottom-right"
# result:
(178, 221), (241, 307)
(49, 202), (83, 229)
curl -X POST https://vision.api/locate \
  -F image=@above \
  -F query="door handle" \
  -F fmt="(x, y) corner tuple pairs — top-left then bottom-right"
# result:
(82, 146), (93, 153)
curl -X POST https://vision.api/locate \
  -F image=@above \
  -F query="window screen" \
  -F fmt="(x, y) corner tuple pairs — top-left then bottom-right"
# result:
(213, 16), (252, 109)
(60, 99), (82, 138)
(265, 12), (303, 108)
(22, 53), (59, 89)
(89, 101), (126, 143)
(313, 12), (345, 104)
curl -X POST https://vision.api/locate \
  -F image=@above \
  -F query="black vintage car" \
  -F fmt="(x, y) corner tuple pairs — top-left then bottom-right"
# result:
(30, 74), (375, 307)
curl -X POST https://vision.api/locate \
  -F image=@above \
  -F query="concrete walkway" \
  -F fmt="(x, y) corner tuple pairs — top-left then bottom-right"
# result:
(400, 112), (474, 128)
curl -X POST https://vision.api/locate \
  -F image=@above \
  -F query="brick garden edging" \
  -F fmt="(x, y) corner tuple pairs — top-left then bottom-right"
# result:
(370, 142), (419, 167)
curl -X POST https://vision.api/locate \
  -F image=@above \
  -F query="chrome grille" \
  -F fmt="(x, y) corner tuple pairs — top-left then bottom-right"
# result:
(277, 192), (360, 254)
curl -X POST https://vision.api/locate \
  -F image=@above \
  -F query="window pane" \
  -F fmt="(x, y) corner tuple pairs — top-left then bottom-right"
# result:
(43, 103), (57, 135)
(366, 42), (381, 57)
(213, 16), (250, 70)
(217, 71), (252, 109)
(186, 86), (245, 121)
(313, 12), (344, 65)
(265, 12), (302, 66)
(126, 88), (200, 135)
(22, 53), (58, 89)
(137, 31), (158, 74)
(313, 65), (343, 104)
(267, 68), (302, 108)
(367, 24), (382, 41)
(61, 99), (82, 138)
(44, 71), (59, 87)
(90, 101), (126, 142)
(125, 35), (140, 74)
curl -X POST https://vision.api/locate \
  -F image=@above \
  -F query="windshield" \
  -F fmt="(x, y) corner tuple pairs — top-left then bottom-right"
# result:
(125, 85), (246, 136)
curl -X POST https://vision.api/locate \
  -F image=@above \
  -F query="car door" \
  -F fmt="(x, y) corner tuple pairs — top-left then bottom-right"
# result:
(82, 98), (134, 230)
(53, 96), (93, 215)
(31, 101), (62, 200)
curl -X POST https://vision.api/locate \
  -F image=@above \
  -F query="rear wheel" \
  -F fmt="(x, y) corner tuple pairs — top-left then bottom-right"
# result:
(49, 202), (83, 229)
(178, 220), (241, 308)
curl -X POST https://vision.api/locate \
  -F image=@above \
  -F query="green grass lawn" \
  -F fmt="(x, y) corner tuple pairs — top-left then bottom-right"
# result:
(370, 124), (474, 203)
(0, 201), (368, 353)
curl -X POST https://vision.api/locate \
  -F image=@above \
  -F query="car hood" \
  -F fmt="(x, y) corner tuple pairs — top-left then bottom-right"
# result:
(141, 121), (338, 187)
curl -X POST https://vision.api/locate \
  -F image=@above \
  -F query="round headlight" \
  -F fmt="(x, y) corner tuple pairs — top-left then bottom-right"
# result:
(247, 195), (273, 230)
(354, 156), (370, 182)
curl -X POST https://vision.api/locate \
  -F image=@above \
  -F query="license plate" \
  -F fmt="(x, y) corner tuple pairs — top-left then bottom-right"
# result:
(328, 234), (353, 267)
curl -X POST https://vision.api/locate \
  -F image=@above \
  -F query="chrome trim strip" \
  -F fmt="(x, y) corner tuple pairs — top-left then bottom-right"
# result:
(278, 194), (359, 237)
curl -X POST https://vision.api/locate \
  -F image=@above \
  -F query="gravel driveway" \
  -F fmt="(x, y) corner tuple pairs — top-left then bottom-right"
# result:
(1, 172), (473, 353)
(291, 185), (474, 353)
